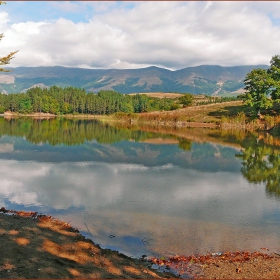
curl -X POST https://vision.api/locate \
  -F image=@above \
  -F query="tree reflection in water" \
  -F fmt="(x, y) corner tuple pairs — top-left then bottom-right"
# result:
(3, 117), (280, 198)
(236, 135), (280, 198)
(0, 117), (178, 146)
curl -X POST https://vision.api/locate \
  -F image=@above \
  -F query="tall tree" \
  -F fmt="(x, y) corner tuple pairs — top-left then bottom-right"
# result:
(267, 55), (280, 103)
(243, 55), (280, 115)
(243, 68), (274, 115)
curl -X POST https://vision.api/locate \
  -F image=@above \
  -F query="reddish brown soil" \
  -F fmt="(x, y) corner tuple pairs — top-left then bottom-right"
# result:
(0, 208), (174, 278)
(151, 251), (280, 279)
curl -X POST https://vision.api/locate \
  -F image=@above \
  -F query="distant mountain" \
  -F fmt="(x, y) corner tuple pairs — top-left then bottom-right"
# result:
(0, 64), (269, 96)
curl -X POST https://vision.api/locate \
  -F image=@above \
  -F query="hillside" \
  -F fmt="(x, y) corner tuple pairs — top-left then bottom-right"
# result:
(0, 64), (268, 95)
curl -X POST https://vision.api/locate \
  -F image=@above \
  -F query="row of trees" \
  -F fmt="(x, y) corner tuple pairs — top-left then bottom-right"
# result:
(0, 87), (194, 115)
(243, 55), (280, 115)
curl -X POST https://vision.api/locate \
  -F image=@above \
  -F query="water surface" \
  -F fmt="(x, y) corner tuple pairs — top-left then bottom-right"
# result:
(0, 118), (280, 257)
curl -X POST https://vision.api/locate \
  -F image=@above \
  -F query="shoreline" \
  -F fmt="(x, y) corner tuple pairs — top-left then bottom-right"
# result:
(1, 111), (221, 128)
(1, 207), (280, 279)
(1, 99), (277, 132)
(0, 207), (175, 278)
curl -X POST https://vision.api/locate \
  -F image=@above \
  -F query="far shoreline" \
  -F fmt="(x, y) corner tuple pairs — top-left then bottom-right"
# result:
(1, 99), (279, 132)
(1, 110), (220, 128)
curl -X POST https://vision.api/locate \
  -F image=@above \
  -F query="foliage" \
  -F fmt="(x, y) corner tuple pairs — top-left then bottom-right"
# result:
(178, 93), (193, 107)
(243, 69), (274, 113)
(170, 103), (180, 110)
(0, 88), (195, 115)
(0, 86), (246, 117)
(267, 55), (280, 103)
(243, 55), (280, 114)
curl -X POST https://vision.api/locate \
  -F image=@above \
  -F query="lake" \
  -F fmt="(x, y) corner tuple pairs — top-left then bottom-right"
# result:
(0, 117), (280, 258)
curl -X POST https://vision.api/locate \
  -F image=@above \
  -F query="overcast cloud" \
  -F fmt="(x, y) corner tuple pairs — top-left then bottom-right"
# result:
(1, 1), (280, 70)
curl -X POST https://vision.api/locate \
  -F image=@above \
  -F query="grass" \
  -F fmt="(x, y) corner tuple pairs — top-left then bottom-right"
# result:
(106, 101), (280, 131)
(128, 92), (184, 99)
(21, 99), (278, 132)
(132, 101), (244, 125)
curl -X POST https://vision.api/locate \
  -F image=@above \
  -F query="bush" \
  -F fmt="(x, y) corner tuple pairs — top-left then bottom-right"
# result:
(179, 94), (193, 107)
(170, 103), (180, 110)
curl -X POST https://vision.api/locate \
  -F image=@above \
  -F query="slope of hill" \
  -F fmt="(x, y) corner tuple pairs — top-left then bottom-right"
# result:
(0, 64), (268, 95)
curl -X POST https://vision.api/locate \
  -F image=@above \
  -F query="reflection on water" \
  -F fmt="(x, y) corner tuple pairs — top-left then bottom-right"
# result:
(0, 117), (280, 257)
(236, 135), (280, 199)
(0, 117), (179, 146)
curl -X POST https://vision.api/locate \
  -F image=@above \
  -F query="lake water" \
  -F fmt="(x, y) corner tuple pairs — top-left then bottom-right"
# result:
(0, 117), (280, 258)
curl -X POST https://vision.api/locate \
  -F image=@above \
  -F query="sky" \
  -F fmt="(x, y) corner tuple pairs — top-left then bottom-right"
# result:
(1, 1), (280, 70)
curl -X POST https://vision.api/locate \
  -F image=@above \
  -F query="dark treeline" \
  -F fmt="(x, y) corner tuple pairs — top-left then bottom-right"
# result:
(0, 86), (192, 115)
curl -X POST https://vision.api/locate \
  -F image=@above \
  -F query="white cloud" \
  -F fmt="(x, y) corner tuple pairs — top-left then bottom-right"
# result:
(1, 1), (280, 69)
(0, 11), (9, 28)
(0, 159), (275, 227)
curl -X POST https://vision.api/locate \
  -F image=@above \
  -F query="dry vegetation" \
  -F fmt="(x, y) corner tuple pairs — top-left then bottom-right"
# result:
(151, 251), (280, 279)
(110, 99), (280, 132)
(129, 92), (184, 99)
(8, 93), (275, 131)
(112, 101), (243, 126)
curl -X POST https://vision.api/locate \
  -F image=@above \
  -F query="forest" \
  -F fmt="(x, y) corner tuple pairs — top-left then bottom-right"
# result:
(0, 86), (237, 115)
(0, 87), (193, 115)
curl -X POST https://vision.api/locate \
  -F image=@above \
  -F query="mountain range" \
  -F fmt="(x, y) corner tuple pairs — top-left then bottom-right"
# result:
(0, 64), (268, 96)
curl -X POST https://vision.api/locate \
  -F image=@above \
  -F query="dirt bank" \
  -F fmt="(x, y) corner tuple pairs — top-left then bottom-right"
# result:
(0, 208), (174, 278)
